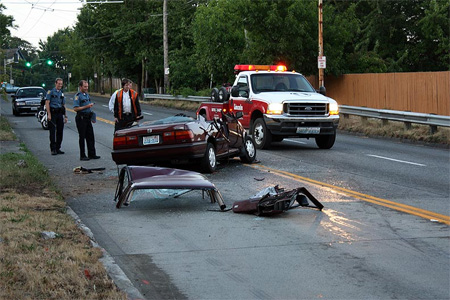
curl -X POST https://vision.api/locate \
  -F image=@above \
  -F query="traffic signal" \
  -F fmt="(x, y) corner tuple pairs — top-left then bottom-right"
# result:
(42, 83), (46, 87)
(25, 62), (32, 68)
(46, 59), (53, 66)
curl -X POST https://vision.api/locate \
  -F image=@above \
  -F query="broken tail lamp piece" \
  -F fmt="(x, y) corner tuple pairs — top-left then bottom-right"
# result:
(114, 166), (226, 209)
(232, 185), (323, 216)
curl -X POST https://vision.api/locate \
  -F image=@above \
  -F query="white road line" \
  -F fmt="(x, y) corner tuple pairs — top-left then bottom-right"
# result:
(102, 105), (109, 108)
(367, 154), (426, 166)
(285, 138), (307, 144)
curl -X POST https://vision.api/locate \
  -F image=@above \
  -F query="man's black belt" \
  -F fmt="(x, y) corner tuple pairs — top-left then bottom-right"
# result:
(50, 108), (63, 113)
(123, 112), (132, 116)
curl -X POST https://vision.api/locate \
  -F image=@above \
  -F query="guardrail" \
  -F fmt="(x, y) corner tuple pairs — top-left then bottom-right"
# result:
(144, 94), (450, 133)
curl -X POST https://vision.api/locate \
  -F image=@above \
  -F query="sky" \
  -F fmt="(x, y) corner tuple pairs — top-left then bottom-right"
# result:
(3, 0), (83, 48)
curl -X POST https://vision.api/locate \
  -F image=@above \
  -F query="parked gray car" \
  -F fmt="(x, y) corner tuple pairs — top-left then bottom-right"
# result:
(11, 87), (46, 116)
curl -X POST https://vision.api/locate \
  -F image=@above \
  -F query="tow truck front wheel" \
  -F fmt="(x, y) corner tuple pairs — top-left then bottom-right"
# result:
(201, 143), (217, 173)
(315, 132), (336, 149)
(252, 118), (272, 149)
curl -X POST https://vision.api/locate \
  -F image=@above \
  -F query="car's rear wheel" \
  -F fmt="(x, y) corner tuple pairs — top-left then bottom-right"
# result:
(239, 136), (256, 163)
(252, 118), (272, 149)
(315, 132), (336, 149)
(201, 143), (217, 173)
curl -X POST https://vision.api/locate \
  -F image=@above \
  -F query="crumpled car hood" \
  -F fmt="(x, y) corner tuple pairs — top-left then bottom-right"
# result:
(115, 166), (226, 210)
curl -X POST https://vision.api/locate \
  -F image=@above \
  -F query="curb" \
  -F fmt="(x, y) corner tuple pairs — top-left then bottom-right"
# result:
(66, 207), (145, 300)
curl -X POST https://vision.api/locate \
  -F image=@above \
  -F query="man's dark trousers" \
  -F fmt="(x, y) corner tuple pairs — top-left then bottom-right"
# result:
(75, 114), (96, 158)
(49, 112), (64, 151)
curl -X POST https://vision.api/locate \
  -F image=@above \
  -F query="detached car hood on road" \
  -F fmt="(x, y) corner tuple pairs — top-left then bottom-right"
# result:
(115, 166), (226, 209)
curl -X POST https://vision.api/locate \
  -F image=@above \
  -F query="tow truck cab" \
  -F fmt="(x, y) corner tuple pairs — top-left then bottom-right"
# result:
(197, 64), (339, 150)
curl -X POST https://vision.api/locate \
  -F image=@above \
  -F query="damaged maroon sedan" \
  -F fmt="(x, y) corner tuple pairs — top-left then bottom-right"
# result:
(112, 112), (256, 173)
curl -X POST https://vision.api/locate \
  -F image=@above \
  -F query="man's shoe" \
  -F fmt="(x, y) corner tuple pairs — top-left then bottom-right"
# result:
(89, 155), (100, 159)
(51, 150), (57, 155)
(80, 157), (90, 161)
(56, 150), (65, 154)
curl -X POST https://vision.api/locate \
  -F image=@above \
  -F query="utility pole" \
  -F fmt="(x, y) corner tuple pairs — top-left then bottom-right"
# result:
(163, 0), (169, 93)
(318, 0), (325, 88)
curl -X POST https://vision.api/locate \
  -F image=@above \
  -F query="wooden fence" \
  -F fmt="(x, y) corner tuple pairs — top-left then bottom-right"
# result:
(306, 71), (449, 116)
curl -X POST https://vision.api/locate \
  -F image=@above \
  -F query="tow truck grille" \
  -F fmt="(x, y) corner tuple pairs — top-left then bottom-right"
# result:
(285, 103), (328, 116)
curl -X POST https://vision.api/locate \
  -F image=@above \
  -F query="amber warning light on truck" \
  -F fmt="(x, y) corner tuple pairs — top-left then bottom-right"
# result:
(234, 64), (287, 73)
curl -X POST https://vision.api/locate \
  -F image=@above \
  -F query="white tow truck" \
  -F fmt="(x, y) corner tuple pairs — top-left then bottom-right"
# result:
(197, 64), (340, 149)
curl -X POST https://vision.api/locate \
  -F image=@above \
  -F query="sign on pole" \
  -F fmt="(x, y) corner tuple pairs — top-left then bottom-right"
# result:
(318, 56), (326, 69)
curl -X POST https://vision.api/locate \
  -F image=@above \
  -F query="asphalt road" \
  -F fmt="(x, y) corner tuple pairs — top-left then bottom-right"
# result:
(2, 92), (449, 300)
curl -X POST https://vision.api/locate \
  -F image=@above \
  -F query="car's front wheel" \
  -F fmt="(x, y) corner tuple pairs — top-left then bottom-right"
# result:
(201, 143), (217, 173)
(252, 118), (272, 149)
(12, 106), (19, 116)
(239, 136), (256, 163)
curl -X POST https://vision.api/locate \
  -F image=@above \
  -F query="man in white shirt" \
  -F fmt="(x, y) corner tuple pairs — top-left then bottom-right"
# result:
(109, 78), (142, 131)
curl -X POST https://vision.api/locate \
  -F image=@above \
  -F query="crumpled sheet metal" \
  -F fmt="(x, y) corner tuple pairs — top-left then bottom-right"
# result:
(115, 166), (225, 210)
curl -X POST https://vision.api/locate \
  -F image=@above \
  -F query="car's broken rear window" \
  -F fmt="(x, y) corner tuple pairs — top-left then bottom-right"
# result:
(140, 115), (194, 127)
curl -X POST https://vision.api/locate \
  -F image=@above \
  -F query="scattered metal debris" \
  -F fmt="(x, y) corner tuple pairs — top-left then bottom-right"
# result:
(73, 166), (106, 174)
(232, 185), (323, 216)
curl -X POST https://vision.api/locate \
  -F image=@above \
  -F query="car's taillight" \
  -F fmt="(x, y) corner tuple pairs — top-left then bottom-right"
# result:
(162, 130), (194, 143)
(175, 130), (194, 142)
(113, 135), (139, 147)
(126, 136), (139, 145)
(113, 136), (127, 147)
(163, 132), (175, 142)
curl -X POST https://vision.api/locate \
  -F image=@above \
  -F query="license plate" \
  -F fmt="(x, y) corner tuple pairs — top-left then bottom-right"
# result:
(143, 135), (159, 145)
(30, 107), (38, 111)
(296, 127), (320, 134)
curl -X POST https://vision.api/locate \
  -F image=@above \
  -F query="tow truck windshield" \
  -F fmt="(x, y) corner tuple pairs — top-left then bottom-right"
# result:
(250, 73), (315, 94)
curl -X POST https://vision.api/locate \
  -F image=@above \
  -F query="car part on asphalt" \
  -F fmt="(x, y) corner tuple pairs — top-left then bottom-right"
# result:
(114, 165), (226, 210)
(232, 185), (323, 216)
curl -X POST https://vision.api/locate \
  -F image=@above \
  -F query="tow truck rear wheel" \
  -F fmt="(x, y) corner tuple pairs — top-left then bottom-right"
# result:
(201, 142), (217, 173)
(239, 136), (256, 163)
(252, 118), (272, 149)
(315, 132), (336, 149)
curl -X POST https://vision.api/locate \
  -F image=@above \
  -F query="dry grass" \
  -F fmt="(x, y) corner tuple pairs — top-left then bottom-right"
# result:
(338, 115), (450, 145)
(0, 116), (126, 300)
(0, 116), (16, 141)
(147, 99), (201, 112)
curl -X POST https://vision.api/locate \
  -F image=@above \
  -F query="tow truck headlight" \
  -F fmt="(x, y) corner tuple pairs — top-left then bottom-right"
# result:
(267, 103), (283, 115)
(329, 102), (339, 115)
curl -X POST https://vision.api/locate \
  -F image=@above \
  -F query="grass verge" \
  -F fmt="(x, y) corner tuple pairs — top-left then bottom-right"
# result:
(0, 116), (126, 299)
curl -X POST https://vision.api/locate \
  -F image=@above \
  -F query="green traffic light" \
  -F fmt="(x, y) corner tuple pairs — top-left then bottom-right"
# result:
(46, 59), (53, 66)
(25, 62), (32, 68)
(42, 83), (46, 87)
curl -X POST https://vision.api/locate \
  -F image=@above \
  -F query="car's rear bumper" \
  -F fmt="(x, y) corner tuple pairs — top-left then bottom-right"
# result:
(111, 141), (207, 165)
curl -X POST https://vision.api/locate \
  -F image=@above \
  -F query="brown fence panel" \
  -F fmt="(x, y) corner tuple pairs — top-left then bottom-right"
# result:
(306, 71), (449, 116)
